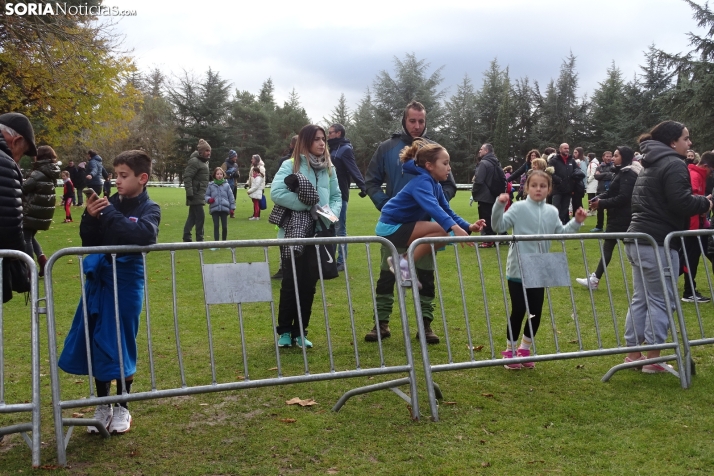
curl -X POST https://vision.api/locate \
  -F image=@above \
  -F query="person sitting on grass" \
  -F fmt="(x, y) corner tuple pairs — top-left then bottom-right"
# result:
(58, 150), (161, 435)
(376, 139), (485, 288)
(492, 170), (586, 369)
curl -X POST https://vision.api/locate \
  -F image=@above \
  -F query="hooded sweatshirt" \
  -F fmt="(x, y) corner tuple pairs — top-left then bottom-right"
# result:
(688, 163), (710, 230)
(492, 196), (582, 281)
(377, 159), (470, 233)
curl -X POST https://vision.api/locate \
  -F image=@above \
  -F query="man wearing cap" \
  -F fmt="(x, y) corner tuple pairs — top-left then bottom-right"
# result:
(0, 113), (37, 301)
(183, 138), (211, 242)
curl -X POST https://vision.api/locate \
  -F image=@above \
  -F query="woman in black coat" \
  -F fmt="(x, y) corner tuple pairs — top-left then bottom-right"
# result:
(576, 146), (639, 289)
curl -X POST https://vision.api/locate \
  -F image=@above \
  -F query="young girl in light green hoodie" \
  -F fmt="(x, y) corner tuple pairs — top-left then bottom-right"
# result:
(491, 170), (587, 369)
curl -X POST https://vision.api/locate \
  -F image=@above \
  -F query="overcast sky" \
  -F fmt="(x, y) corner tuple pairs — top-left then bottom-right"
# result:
(108, 0), (699, 122)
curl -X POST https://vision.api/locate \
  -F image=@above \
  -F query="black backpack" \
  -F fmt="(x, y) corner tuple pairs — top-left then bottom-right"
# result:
(487, 165), (507, 198)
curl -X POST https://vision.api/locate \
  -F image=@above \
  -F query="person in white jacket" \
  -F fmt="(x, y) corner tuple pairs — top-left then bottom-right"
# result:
(246, 165), (266, 220)
(585, 153), (600, 216)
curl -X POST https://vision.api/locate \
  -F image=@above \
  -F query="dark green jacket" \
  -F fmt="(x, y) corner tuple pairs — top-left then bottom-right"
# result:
(23, 159), (60, 231)
(184, 151), (210, 206)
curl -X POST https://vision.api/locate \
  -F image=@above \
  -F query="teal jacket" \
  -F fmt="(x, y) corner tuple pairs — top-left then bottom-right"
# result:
(270, 157), (342, 238)
(492, 197), (582, 281)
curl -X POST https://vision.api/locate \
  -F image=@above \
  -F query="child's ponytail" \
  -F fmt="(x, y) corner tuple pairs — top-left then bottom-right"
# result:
(399, 138), (446, 167)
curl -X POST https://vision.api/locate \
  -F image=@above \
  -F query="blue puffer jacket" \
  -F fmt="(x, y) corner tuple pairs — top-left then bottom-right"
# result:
(205, 181), (236, 214)
(378, 160), (471, 233)
(85, 154), (105, 189)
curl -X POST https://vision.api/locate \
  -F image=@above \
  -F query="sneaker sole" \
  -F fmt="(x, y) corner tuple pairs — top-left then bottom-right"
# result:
(111, 418), (132, 434)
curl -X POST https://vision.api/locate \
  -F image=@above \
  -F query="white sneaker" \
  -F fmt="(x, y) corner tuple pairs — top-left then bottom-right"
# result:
(576, 273), (599, 290)
(109, 405), (132, 434)
(87, 404), (113, 434)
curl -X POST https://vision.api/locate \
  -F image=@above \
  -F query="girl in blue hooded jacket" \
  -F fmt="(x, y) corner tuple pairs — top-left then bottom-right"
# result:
(376, 139), (485, 285)
(205, 167), (236, 241)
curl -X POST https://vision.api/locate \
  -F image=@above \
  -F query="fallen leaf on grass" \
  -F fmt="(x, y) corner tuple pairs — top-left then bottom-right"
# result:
(442, 401), (457, 405)
(67, 259), (73, 264)
(279, 418), (297, 423)
(479, 440), (486, 445)
(236, 375), (246, 380)
(481, 393), (494, 398)
(72, 413), (84, 418)
(481, 462), (491, 467)
(74, 380), (83, 384)
(286, 397), (318, 406)
(569, 340), (578, 344)
(576, 364), (585, 369)
(40, 465), (60, 470)
(199, 403), (209, 406)
(544, 422), (554, 429)
(527, 460), (545, 464)
(468, 345), (484, 351)
(268, 367), (278, 371)
(327, 468), (339, 475)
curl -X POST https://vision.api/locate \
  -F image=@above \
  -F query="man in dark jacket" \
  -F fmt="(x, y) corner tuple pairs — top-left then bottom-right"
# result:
(471, 143), (504, 248)
(363, 100), (457, 344)
(182, 139), (211, 242)
(328, 123), (367, 271)
(0, 112), (37, 303)
(548, 143), (579, 224)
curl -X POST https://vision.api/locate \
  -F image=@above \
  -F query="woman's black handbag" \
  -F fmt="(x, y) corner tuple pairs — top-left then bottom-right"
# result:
(309, 225), (339, 280)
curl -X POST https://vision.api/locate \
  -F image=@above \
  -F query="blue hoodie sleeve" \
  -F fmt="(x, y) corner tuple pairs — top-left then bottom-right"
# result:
(410, 178), (458, 231)
(437, 187), (471, 232)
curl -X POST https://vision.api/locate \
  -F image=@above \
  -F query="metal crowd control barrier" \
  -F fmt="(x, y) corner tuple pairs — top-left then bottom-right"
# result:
(664, 229), (714, 386)
(405, 233), (686, 421)
(44, 237), (419, 466)
(0, 250), (41, 467)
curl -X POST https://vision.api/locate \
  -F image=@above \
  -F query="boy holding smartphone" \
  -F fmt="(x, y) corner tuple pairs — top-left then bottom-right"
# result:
(58, 150), (161, 435)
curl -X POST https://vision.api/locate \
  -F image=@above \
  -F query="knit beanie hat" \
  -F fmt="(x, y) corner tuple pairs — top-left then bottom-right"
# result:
(197, 139), (211, 154)
(228, 149), (237, 159)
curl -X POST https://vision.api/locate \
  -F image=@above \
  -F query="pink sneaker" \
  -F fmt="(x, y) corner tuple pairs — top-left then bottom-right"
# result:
(624, 355), (646, 371)
(642, 362), (675, 374)
(517, 348), (535, 368)
(501, 350), (522, 370)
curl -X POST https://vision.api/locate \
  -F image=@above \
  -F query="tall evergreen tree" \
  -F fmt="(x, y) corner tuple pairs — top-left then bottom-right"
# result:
(493, 71), (512, 163)
(323, 93), (352, 129)
(351, 88), (383, 172)
(443, 75), (480, 181)
(511, 77), (540, 161)
(372, 53), (447, 138)
(475, 59), (507, 143)
(589, 62), (627, 152)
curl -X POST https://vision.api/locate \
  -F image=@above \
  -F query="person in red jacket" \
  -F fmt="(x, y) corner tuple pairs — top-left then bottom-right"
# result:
(681, 152), (714, 302)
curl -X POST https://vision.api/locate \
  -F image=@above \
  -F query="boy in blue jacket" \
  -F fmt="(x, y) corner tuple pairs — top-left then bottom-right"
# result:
(58, 150), (161, 435)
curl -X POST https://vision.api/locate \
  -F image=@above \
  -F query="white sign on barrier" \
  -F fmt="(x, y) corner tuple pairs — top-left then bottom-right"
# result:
(202, 262), (273, 304)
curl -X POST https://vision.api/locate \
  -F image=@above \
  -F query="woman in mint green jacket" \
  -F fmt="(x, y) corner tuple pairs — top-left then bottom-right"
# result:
(492, 170), (587, 369)
(270, 124), (341, 349)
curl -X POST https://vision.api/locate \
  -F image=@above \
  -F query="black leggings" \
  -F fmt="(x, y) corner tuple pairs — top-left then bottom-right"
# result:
(507, 280), (544, 343)
(212, 212), (228, 241)
(594, 239), (618, 280)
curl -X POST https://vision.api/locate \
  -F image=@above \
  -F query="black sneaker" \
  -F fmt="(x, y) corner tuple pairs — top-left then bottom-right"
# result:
(682, 291), (711, 303)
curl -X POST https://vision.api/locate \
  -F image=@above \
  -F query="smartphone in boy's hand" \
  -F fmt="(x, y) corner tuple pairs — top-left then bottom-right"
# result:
(83, 188), (97, 202)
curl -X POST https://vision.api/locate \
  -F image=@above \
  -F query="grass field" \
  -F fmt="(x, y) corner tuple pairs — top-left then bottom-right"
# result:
(2, 187), (714, 475)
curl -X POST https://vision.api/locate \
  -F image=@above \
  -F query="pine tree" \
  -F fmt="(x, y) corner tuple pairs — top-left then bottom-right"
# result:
(372, 53), (447, 138)
(589, 62), (626, 152)
(323, 93), (352, 129)
(493, 72), (512, 163)
(443, 75), (480, 181)
(475, 59), (507, 143)
(351, 88), (383, 172)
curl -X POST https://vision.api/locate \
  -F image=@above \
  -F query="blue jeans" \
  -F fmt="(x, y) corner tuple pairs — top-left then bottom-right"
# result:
(336, 199), (348, 265)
